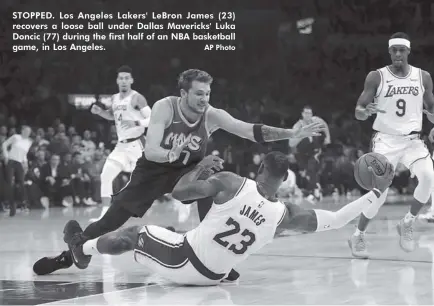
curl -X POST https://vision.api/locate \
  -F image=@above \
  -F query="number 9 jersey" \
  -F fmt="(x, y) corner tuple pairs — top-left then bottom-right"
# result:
(373, 65), (424, 135)
(185, 178), (286, 275)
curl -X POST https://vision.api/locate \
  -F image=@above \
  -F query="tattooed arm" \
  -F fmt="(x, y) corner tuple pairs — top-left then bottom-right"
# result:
(206, 107), (324, 142)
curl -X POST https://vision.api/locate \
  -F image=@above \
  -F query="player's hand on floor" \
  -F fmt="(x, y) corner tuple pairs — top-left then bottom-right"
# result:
(365, 103), (386, 116)
(368, 166), (394, 193)
(199, 155), (224, 173)
(294, 122), (325, 138)
(120, 120), (137, 129)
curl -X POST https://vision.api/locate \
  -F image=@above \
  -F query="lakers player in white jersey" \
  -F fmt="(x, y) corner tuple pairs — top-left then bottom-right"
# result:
(89, 65), (151, 222)
(348, 32), (434, 258)
(46, 152), (393, 284)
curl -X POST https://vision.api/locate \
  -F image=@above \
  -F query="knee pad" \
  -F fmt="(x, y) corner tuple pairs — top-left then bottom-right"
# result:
(100, 160), (123, 197)
(411, 157), (434, 203)
(362, 188), (388, 219)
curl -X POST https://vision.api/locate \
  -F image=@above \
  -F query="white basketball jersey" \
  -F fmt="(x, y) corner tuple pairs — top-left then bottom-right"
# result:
(111, 90), (145, 141)
(373, 65), (425, 135)
(186, 178), (286, 274)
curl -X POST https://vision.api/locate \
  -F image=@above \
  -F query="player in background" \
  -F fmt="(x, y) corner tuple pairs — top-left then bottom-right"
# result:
(88, 65), (151, 222)
(34, 152), (394, 283)
(418, 127), (434, 222)
(34, 69), (324, 275)
(2, 125), (32, 216)
(348, 32), (434, 258)
(289, 106), (330, 203)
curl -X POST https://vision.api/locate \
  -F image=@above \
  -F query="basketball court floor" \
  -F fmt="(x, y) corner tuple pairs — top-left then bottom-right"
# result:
(1, 196), (434, 305)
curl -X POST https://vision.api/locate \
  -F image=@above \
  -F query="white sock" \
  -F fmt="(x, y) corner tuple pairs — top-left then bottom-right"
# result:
(83, 238), (101, 256)
(354, 228), (365, 236)
(314, 191), (378, 232)
(404, 212), (416, 223)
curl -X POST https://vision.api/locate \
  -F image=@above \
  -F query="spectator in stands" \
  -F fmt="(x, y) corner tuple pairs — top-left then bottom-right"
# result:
(69, 152), (95, 206)
(25, 156), (45, 209)
(2, 125), (32, 216)
(40, 154), (73, 207)
(83, 149), (105, 203)
(67, 126), (77, 138)
(46, 127), (55, 142)
(81, 130), (96, 160)
(48, 132), (70, 157)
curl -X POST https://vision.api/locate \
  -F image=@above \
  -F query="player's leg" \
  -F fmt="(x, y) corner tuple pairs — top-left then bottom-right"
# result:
(348, 135), (400, 258)
(418, 153), (434, 222)
(89, 150), (125, 222)
(398, 154), (434, 251)
(83, 225), (142, 256)
(64, 157), (171, 269)
(134, 225), (223, 285)
(33, 226), (141, 276)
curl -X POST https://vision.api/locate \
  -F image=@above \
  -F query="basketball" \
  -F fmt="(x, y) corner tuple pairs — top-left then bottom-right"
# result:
(354, 152), (393, 190)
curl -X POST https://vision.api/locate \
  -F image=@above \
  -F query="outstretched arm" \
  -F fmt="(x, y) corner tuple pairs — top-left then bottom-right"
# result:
(143, 98), (173, 162)
(207, 107), (323, 143)
(355, 71), (381, 121)
(172, 163), (229, 204)
(275, 189), (381, 236)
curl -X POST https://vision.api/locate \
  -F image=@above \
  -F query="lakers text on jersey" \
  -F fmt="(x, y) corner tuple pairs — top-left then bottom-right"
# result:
(373, 65), (425, 136)
(112, 90), (146, 142)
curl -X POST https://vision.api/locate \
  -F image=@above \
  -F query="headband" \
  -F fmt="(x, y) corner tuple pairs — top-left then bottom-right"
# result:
(389, 38), (410, 48)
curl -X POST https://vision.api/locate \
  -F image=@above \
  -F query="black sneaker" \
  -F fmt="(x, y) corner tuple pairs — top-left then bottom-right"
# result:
(63, 220), (92, 269)
(33, 251), (73, 275)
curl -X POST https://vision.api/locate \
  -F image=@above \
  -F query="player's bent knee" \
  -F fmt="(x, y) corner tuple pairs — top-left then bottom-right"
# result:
(412, 158), (434, 203)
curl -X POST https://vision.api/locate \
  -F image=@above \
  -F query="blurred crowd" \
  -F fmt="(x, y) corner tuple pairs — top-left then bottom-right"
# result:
(1, 0), (433, 211)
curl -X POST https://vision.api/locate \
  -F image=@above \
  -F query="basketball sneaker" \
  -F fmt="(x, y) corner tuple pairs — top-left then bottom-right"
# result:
(396, 218), (416, 252)
(63, 220), (92, 269)
(33, 251), (73, 275)
(348, 233), (369, 259)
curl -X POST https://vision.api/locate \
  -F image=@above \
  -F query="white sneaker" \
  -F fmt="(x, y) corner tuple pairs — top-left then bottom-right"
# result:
(40, 197), (50, 209)
(62, 196), (73, 207)
(84, 198), (97, 206)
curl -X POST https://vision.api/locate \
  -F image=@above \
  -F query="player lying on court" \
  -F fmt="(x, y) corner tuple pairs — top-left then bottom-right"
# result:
(34, 152), (394, 285)
(50, 69), (325, 274)
(348, 32), (434, 258)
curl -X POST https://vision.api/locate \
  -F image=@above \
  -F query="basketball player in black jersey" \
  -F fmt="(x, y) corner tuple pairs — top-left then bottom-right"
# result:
(33, 69), (324, 276)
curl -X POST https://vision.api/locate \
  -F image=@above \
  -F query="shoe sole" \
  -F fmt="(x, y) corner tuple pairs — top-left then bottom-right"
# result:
(347, 239), (369, 259)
